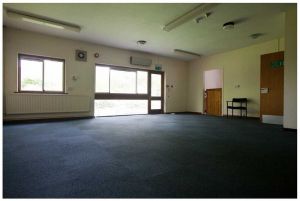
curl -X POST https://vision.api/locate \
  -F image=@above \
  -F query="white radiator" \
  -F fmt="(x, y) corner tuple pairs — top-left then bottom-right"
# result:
(5, 94), (90, 114)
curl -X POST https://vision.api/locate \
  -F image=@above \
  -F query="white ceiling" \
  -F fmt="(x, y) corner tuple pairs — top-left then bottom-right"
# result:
(3, 3), (290, 60)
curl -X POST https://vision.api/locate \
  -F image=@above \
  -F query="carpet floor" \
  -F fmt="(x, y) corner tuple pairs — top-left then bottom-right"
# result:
(3, 114), (297, 198)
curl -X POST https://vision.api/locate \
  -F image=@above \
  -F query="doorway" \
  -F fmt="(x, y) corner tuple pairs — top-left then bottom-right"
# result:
(260, 51), (284, 124)
(149, 72), (164, 114)
(203, 69), (223, 116)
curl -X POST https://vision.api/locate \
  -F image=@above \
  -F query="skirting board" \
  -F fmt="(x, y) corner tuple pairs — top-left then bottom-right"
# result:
(222, 115), (260, 119)
(283, 128), (297, 132)
(165, 112), (203, 115)
(4, 116), (94, 125)
(262, 115), (283, 125)
(4, 112), (200, 124)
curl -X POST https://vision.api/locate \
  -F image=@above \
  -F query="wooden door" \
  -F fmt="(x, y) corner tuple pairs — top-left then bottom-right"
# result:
(206, 88), (222, 116)
(260, 51), (284, 117)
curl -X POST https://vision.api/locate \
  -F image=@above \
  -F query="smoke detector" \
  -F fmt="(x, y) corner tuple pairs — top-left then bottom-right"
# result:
(137, 40), (147, 46)
(223, 21), (234, 30)
(250, 33), (263, 39)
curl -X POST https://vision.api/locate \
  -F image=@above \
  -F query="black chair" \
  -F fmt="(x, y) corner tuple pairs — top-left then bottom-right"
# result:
(226, 98), (247, 117)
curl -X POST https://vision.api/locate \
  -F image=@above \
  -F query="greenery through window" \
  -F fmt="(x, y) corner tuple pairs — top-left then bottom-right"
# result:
(19, 54), (65, 93)
(94, 100), (148, 116)
(95, 65), (148, 94)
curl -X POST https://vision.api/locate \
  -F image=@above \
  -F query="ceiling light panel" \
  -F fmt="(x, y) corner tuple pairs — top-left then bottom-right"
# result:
(174, 49), (201, 57)
(163, 3), (219, 32)
(6, 9), (81, 32)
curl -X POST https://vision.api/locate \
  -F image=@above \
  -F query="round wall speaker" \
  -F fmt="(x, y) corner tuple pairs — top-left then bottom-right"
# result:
(94, 53), (100, 58)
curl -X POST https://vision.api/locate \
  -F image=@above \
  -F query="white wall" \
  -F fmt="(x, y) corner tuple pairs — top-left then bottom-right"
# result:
(204, 69), (223, 90)
(283, 5), (297, 129)
(187, 38), (285, 117)
(4, 15), (296, 123)
(3, 27), (188, 120)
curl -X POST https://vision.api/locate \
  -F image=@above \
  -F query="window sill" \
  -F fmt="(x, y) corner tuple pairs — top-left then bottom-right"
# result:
(14, 91), (68, 95)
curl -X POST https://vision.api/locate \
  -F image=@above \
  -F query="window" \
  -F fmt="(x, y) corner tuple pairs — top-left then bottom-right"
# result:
(19, 54), (65, 93)
(110, 69), (136, 93)
(95, 65), (148, 94)
(95, 67), (109, 93)
(137, 71), (148, 94)
(151, 100), (162, 110)
(94, 100), (148, 116)
(151, 74), (161, 97)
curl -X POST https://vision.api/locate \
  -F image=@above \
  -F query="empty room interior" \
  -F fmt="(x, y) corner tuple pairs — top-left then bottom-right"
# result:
(2, 2), (297, 198)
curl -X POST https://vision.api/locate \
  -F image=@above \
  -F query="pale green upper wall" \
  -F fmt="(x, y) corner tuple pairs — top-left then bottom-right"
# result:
(283, 5), (297, 129)
(187, 38), (285, 117)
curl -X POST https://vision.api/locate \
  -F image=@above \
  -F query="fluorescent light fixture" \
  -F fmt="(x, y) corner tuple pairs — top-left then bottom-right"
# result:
(163, 3), (219, 32)
(6, 10), (81, 32)
(174, 49), (201, 57)
(22, 17), (65, 29)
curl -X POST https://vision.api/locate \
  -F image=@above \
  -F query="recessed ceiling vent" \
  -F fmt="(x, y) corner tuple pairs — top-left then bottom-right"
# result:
(137, 40), (147, 46)
(130, 56), (152, 67)
(222, 21), (234, 30)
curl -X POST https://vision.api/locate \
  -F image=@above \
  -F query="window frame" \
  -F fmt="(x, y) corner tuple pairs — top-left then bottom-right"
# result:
(94, 63), (165, 114)
(18, 54), (66, 94)
(95, 64), (149, 95)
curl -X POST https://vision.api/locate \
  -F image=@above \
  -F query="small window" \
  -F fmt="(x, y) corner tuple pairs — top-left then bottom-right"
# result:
(19, 54), (65, 93)
(151, 74), (161, 97)
(151, 100), (161, 110)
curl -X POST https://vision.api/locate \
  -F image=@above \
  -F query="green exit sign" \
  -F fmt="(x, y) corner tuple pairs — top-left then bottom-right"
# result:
(271, 60), (284, 68)
(155, 64), (162, 71)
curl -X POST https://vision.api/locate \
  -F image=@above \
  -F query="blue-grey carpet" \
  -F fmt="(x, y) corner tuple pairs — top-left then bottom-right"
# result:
(3, 114), (297, 198)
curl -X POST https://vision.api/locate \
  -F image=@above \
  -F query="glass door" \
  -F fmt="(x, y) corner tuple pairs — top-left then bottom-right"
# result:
(94, 64), (164, 116)
(149, 71), (164, 114)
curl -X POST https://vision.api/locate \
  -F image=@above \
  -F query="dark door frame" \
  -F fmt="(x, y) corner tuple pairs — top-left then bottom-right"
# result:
(148, 71), (164, 114)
